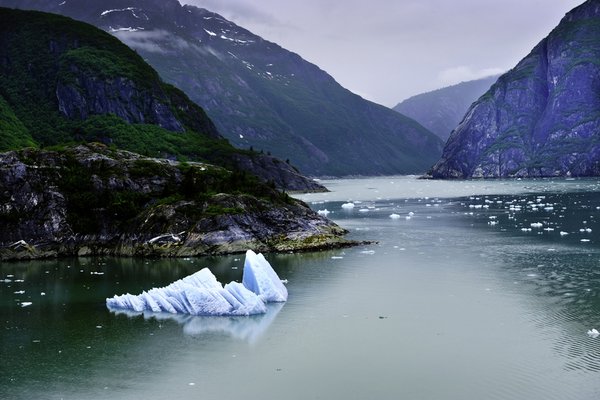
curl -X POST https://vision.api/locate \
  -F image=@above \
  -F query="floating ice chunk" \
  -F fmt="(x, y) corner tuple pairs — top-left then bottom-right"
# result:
(341, 202), (355, 209)
(317, 209), (330, 216)
(242, 250), (288, 303)
(21, 302), (32, 307)
(389, 213), (401, 219)
(588, 328), (599, 338)
(530, 222), (543, 228)
(107, 251), (283, 316)
(560, 231), (569, 236)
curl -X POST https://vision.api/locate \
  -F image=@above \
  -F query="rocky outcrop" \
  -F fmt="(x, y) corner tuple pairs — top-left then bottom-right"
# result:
(0, 144), (349, 261)
(431, 0), (600, 178)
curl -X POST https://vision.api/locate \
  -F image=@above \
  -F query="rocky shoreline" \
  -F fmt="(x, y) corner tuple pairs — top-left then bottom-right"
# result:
(0, 144), (353, 261)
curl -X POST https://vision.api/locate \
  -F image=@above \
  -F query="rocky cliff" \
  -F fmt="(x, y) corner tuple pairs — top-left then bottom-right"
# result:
(1, 0), (444, 176)
(0, 144), (349, 261)
(431, 0), (600, 178)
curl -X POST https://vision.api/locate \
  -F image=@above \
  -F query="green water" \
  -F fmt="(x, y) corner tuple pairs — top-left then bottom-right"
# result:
(2, 176), (600, 399)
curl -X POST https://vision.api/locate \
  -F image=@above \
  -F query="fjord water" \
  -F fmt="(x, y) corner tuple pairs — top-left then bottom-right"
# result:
(2, 177), (600, 399)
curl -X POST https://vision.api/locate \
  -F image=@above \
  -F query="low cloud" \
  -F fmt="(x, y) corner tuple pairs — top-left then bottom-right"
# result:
(112, 29), (200, 54)
(437, 66), (505, 86)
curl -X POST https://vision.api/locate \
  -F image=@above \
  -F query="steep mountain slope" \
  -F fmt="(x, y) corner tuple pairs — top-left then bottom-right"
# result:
(431, 0), (600, 179)
(393, 75), (500, 141)
(0, 6), (322, 191)
(2, 0), (444, 176)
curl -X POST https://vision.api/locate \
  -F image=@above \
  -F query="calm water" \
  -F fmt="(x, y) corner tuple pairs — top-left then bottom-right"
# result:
(2, 176), (600, 399)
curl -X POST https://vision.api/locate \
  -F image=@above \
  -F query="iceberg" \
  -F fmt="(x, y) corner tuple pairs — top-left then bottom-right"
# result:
(242, 250), (288, 302)
(106, 250), (287, 316)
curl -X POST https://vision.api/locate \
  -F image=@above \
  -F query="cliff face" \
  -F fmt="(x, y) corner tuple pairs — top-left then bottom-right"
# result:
(431, 0), (600, 178)
(55, 72), (185, 132)
(0, 144), (348, 261)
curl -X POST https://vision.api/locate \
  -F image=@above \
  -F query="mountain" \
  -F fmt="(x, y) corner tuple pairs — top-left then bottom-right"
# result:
(393, 75), (500, 141)
(0, 6), (322, 191)
(431, 0), (600, 179)
(0, 0), (444, 176)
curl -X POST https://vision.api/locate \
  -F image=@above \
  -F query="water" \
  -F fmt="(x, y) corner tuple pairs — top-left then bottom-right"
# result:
(2, 176), (600, 399)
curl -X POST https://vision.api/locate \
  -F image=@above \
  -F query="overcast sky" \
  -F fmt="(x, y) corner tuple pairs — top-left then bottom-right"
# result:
(183, 0), (584, 107)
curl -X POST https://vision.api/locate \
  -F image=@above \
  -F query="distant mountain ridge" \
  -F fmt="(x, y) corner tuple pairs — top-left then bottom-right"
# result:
(431, 0), (600, 178)
(393, 75), (500, 141)
(1, 0), (444, 176)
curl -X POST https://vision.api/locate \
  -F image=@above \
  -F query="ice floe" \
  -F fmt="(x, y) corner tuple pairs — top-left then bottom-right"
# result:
(106, 250), (287, 316)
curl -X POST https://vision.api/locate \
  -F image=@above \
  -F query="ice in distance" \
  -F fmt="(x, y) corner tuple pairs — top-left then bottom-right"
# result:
(106, 250), (287, 316)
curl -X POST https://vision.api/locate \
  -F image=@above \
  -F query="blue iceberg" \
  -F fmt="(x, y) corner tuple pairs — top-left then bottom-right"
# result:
(106, 250), (288, 316)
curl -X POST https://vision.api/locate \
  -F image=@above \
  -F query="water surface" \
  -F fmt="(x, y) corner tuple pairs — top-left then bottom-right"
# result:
(2, 176), (600, 399)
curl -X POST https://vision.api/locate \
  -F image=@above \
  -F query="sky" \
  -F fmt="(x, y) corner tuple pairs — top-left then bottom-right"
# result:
(183, 0), (584, 107)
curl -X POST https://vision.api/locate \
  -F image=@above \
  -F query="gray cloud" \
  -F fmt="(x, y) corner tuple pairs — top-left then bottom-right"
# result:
(182, 0), (584, 106)
(113, 29), (204, 54)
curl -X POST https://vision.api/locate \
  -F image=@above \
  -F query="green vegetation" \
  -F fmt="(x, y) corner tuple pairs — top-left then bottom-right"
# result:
(0, 95), (36, 151)
(59, 46), (158, 87)
(77, 115), (240, 166)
